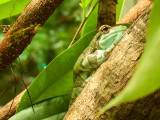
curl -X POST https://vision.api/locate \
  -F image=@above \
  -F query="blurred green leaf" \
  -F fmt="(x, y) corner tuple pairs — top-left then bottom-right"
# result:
(0, 0), (31, 20)
(17, 30), (97, 113)
(9, 95), (70, 120)
(98, 0), (160, 115)
(116, 0), (125, 21)
(0, 0), (11, 5)
(79, 0), (92, 8)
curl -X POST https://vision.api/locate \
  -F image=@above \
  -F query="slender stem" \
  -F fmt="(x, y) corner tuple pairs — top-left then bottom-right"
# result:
(10, 0), (17, 22)
(68, 1), (98, 47)
(83, 8), (86, 19)
(7, 65), (17, 115)
(18, 57), (35, 113)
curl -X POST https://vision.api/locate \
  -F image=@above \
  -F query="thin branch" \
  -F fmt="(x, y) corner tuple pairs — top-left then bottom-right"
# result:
(18, 57), (35, 113)
(26, 49), (37, 74)
(68, 1), (98, 47)
(10, 0), (17, 22)
(7, 65), (17, 116)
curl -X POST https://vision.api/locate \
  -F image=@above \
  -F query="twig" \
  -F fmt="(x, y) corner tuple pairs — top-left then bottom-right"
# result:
(68, 1), (98, 47)
(18, 57), (35, 113)
(26, 49), (37, 74)
(0, 81), (9, 97)
(8, 65), (17, 116)
(10, 0), (17, 22)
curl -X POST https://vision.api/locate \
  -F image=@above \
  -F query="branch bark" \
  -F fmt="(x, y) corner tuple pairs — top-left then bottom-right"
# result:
(97, 0), (117, 29)
(0, 91), (25, 120)
(117, 0), (151, 24)
(64, 4), (152, 120)
(0, 0), (64, 73)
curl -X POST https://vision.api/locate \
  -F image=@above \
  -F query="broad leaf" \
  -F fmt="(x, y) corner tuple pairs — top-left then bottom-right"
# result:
(0, 0), (31, 20)
(17, 30), (97, 112)
(116, 0), (125, 21)
(10, 95), (70, 120)
(0, 0), (11, 5)
(98, 0), (160, 115)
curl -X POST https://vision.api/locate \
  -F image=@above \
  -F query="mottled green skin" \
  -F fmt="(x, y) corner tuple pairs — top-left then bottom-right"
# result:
(70, 25), (127, 105)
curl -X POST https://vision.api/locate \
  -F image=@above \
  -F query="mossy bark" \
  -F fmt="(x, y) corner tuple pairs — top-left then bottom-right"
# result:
(0, 0), (64, 73)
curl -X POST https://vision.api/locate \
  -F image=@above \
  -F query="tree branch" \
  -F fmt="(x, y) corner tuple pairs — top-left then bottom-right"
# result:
(0, 91), (25, 120)
(97, 0), (117, 29)
(0, 0), (64, 73)
(117, 0), (151, 24)
(64, 4), (152, 120)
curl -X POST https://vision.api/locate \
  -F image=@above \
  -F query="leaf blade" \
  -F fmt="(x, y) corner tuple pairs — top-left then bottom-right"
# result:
(17, 30), (97, 113)
(10, 95), (70, 120)
(0, 0), (11, 5)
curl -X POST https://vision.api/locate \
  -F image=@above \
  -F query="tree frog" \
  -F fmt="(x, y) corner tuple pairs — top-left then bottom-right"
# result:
(70, 25), (127, 104)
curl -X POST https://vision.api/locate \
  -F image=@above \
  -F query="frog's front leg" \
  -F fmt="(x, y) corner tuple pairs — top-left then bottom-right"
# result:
(74, 54), (91, 74)
(82, 50), (107, 69)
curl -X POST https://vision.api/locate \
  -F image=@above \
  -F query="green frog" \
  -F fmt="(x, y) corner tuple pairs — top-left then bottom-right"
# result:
(71, 25), (127, 104)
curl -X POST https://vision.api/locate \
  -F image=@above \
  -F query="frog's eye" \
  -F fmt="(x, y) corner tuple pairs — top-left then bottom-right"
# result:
(99, 25), (111, 33)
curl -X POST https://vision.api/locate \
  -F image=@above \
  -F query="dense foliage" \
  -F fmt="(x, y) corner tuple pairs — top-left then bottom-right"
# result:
(1, 0), (160, 119)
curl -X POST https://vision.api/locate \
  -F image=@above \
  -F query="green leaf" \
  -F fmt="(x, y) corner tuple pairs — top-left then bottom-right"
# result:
(42, 112), (66, 120)
(116, 0), (125, 21)
(79, 0), (92, 8)
(81, 4), (98, 37)
(0, 0), (31, 20)
(17, 30), (97, 113)
(98, 0), (160, 115)
(0, 0), (11, 5)
(9, 95), (70, 120)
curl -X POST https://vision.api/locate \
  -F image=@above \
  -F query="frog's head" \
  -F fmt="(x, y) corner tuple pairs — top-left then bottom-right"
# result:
(99, 25), (127, 35)
(98, 25), (127, 50)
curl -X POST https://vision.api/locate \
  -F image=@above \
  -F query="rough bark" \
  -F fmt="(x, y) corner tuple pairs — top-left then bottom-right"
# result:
(0, 91), (25, 120)
(97, 0), (117, 29)
(117, 0), (151, 24)
(0, 0), (64, 73)
(64, 5), (152, 120)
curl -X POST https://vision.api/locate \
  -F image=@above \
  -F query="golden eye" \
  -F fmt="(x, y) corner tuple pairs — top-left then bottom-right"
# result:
(99, 25), (111, 33)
